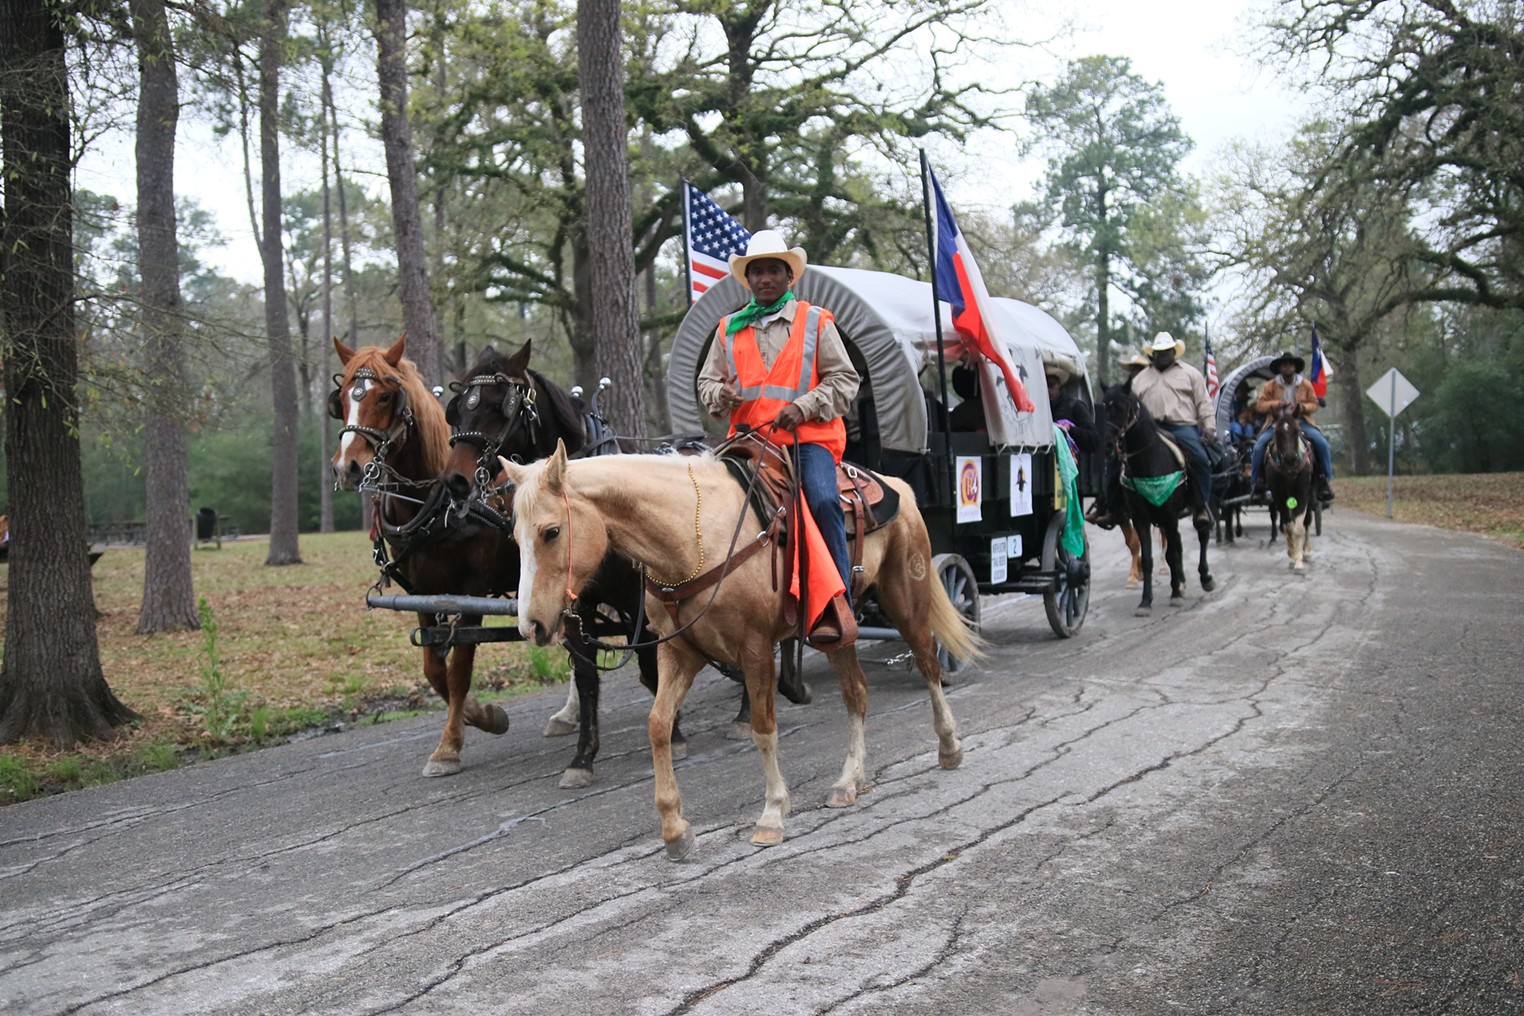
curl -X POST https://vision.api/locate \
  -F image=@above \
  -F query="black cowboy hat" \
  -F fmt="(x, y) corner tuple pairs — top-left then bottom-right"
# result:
(1268, 351), (1306, 374)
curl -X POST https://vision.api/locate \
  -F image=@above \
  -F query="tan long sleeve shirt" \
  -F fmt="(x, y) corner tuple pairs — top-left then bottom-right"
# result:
(1131, 361), (1214, 432)
(696, 299), (860, 422)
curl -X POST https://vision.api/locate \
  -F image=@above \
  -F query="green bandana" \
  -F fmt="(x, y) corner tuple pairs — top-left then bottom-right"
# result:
(726, 289), (796, 336)
(1121, 470), (1185, 507)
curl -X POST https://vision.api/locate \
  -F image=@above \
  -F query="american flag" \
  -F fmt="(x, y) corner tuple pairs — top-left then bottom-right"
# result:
(683, 180), (751, 305)
(1203, 335), (1220, 399)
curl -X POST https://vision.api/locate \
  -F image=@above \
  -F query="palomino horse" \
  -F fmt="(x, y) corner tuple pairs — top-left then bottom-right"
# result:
(499, 442), (980, 860)
(1265, 404), (1315, 571)
(1101, 383), (1216, 615)
(438, 342), (681, 788)
(330, 336), (515, 776)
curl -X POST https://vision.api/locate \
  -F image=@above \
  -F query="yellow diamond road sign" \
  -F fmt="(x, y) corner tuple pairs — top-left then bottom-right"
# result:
(1366, 367), (1420, 419)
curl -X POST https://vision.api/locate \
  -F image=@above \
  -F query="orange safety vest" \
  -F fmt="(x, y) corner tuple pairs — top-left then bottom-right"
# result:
(718, 301), (847, 463)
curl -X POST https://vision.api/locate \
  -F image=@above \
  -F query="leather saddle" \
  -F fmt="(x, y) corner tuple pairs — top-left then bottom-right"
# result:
(717, 435), (900, 639)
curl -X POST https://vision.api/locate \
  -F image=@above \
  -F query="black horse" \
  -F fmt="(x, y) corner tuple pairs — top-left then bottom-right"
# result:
(1264, 404), (1315, 571)
(439, 341), (684, 788)
(1101, 383), (1216, 615)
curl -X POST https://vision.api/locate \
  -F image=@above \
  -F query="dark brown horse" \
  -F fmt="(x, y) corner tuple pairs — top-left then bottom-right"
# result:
(439, 342), (685, 788)
(1102, 383), (1215, 615)
(1265, 404), (1315, 571)
(330, 336), (513, 777)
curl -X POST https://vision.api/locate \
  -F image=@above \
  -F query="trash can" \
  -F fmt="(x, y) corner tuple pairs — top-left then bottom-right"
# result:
(196, 507), (218, 542)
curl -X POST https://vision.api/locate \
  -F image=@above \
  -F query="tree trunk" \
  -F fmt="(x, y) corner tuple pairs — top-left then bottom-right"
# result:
(577, 0), (646, 438)
(132, 0), (199, 631)
(261, 0), (302, 565)
(319, 59), (335, 534)
(1341, 354), (1370, 476)
(374, 0), (442, 387)
(0, 0), (138, 745)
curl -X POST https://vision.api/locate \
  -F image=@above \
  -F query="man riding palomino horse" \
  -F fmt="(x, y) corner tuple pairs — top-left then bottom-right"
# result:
(1088, 331), (1216, 529)
(1249, 351), (1335, 505)
(697, 229), (860, 648)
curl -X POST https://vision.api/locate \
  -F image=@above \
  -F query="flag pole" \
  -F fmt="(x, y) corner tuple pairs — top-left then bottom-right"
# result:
(919, 150), (956, 502)
(679, 178), (694, 307)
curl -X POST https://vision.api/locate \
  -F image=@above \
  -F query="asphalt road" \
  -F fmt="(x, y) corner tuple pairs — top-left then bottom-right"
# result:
(2, 509), (1521, 1016)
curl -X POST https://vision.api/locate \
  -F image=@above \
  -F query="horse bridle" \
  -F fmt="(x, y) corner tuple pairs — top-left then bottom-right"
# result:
(1268, 416), (1308, 473)
(446, 372), (540, 491)
(1106, 392), (1156, 463)
(329, 366), (416, 484)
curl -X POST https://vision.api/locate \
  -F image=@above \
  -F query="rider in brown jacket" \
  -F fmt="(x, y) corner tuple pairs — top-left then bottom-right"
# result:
(1249, 352), (1334, 502)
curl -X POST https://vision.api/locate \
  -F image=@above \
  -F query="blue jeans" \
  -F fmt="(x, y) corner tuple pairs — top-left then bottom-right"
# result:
(796, 442), (851, 605)
(1250, 423), (1331, 487)
(1160, 423), (1211, 510)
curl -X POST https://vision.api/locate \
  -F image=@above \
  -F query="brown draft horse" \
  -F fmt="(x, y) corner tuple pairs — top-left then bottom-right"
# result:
(1265, 404), (1315, 571)
(330, 336), (514, 777)
(499, 442), (980, 860)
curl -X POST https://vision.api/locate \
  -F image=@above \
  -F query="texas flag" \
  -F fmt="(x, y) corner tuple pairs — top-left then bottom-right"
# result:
(924, 161), (1035, 413)
(1310, 324), (1335, 398)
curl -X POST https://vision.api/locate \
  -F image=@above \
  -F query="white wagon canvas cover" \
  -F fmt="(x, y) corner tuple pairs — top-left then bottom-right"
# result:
(666, 266), (1086, 452)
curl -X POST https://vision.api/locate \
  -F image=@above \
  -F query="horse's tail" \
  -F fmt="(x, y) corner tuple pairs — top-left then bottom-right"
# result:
(927, 572), (986, 665)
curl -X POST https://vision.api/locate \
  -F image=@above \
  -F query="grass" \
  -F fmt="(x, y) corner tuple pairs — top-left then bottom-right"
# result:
(1332, 472), (1524, 550)
(0, 530), (566, 805)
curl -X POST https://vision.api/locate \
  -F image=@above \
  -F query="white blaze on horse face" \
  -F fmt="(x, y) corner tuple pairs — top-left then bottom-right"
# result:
(513, 492), (544, 641)
(337, 377), (374, 462)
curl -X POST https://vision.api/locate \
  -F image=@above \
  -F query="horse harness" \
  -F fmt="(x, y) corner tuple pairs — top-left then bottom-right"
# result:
(445, 371), (541, 492)
(330, 369), (514, 595)
(329, 367), (415, 474)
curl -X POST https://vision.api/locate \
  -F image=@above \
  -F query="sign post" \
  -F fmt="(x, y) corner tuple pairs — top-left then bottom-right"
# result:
(1365, 368), (1421, 518)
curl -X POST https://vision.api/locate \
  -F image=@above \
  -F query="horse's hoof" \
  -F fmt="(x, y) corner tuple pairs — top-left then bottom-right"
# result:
(477, 705), (509, 736)
(939, 744), (964, 770)
(1135, 607), (1152, 617)
(779, 680), (813, 706)
(1169, 598), (1185, 608)
(422, 757), (461, 778)
(558, 767), (594, 789)
(671, 740), (689, 761)
(1125, 577), (1139, 588)
(542, 717), (577, 737)
(665, 826), (695, 862)
(750, 823), (785, 847)
(727, 721), (752, 742)
(1201, 577), (1216, 592)
(827, 786), (857, 808)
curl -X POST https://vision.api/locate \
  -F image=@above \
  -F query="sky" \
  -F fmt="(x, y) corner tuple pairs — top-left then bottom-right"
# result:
(74, 0), (1310, 298)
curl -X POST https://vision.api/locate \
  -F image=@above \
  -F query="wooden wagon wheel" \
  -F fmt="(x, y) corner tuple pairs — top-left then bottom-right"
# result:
(1041, 510), (1090, 638)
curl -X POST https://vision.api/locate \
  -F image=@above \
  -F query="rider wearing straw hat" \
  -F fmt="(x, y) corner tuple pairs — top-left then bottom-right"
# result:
(696, 229), (861, 645)
(1129, 331), (1216, 526)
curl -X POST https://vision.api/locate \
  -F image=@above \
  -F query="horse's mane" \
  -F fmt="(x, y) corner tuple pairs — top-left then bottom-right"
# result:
(346, 345), (450, 476)
(525, 366), (587, 450)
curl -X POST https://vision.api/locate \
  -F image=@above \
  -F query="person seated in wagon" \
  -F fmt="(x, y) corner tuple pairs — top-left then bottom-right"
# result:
(1249, 351), (1335, 503)
(696, 229), (860, 646)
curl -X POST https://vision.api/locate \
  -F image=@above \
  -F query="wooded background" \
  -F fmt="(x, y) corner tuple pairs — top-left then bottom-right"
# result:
(4, 0), (1524, 744)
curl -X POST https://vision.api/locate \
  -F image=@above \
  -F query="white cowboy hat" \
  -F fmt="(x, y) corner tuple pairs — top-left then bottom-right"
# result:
(1147, 331), (1180, 353)
(1121, 350), (1152, 371)
(728, 229), (807, 289)
(1043, 352), (1077, 386)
